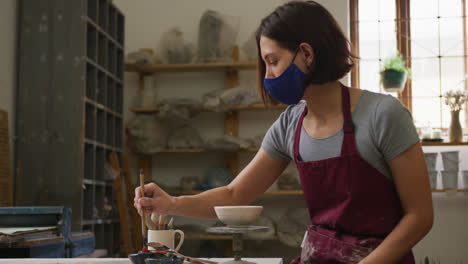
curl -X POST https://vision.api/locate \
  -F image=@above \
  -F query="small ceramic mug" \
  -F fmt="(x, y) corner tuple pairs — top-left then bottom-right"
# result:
(148, 229), (184, 251)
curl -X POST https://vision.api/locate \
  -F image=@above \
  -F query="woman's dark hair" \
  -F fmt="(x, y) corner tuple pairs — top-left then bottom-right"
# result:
(256, 1), (356, 105)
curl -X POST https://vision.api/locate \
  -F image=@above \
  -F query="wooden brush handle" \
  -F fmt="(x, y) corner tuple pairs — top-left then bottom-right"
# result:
(139, 172), (147, 236)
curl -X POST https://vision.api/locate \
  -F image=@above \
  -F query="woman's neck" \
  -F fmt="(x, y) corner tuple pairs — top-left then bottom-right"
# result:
(302, 81), (342, 123)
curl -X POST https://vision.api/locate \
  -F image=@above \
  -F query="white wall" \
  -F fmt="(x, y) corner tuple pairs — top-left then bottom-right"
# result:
(114, 0), (467, 262)
(0, 0), (17, 185)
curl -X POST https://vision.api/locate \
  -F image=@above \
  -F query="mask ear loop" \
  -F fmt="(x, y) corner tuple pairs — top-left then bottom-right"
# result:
(291, 47), (300, 64)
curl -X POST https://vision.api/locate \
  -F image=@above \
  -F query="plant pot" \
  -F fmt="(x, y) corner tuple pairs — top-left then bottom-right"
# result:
(381, 69), (407, 93)
(441, 151), (459, 171)
(423, 153), (438, 171)
(463, 170), (468, 195)
(449, 110), (463, 143)
(428, 171), (438, 190)
(441, 170), (458, 195)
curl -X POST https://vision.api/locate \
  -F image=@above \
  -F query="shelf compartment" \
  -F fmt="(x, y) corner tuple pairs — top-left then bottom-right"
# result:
(98, 32), (108, 69)
(95, 185), (105, 219)
(82, 184), (94, 220)
(104, 224), (114, 254)
(97, 109), (106, 144)
(116, 12), (124, 45)
(108, 4), (117, 40)
(94, 224), (105, 250)
(87, 23), (98, 62)
(107, 77), (115, 111)
(107, 39), (116, 75)
(116, 48), (124, 79)
(96, 146), (105, 181)
(106, 113), (115, 146)
(115, 117), (122, 148)
(85, 103), (96, 140)
(84, 143), (95, 181)
(116, 82), (123, 114)
(86, 63), (97, 101)
(98, 0), (108, 32)
(97, 70), (107, 106)
(87, 0), (98, 23)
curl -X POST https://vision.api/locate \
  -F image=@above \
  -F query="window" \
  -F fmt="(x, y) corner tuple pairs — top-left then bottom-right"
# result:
(351, 0), (468, 129)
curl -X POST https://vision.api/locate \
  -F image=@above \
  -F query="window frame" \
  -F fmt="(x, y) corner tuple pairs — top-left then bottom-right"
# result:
(350, 0), (468, 126)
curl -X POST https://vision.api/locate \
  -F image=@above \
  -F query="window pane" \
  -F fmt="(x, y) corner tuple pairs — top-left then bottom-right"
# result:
(359, 60), (381, 93)
(379, 21), (397, 58)
(359, 0), (379, 21)
(359, 22), (380, 59)
(441, 57), (465, 94)
(410, 0), (438, 19)
(439, 0), (463, 18)
(442, 99), (466, 128)
(440, 18), (464, 56)
(378, 0), (396, 21)
(412, 97), (442, 128)
(411, 58), (440, 97)
(410, 19), (439, 58)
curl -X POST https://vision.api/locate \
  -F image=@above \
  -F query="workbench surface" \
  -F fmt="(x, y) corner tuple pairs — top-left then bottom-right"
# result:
(0, 258), (283, 264)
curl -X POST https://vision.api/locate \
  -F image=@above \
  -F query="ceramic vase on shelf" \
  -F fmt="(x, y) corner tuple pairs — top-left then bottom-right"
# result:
(449, 110), (463, 143)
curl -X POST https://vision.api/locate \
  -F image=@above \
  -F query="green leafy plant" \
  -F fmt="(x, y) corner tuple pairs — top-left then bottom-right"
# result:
(382, 51), (412, 76)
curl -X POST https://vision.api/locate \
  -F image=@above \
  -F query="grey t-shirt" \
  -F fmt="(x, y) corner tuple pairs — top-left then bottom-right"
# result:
(261, 90), (420, 181)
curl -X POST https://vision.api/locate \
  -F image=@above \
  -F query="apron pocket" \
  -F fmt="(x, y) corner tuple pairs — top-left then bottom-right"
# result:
(300, 226), (377, 264)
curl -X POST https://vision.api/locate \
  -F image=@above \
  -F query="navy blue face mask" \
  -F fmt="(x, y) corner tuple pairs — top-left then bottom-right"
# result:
(264, 49), (306, 105)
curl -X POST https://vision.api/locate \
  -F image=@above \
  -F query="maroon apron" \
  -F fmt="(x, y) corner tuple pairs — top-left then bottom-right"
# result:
(290, 85), (415, 264)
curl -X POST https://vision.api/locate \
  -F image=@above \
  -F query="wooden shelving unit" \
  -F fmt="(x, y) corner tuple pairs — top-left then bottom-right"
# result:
(126, 48), (268, 180)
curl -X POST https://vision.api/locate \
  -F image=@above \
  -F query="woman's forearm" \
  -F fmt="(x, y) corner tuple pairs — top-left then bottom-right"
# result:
(360, 212), (433, 264)
(171, 185), (243, 219)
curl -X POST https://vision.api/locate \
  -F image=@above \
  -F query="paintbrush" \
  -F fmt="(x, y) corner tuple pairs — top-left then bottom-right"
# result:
(159, 214), (166, 230)
(145, 215), (157, 230)
(139, 169), (147, 247)
(167, 217), (174, 229)
(151, 212), (159, 230)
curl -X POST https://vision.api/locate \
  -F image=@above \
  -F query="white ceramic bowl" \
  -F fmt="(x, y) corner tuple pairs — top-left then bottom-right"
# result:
(214, 206), (263, 227)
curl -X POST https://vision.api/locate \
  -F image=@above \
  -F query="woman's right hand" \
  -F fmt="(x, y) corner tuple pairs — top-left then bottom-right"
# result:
(134, 182), (176, 216)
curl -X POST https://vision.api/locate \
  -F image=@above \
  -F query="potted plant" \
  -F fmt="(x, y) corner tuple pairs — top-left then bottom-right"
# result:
(380, 52), (411, 93)
(444, 90), (468, 142)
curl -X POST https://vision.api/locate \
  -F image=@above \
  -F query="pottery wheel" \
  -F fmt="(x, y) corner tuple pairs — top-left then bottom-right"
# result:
(206, 226), (268, 264)
(207, 226), (268, 234)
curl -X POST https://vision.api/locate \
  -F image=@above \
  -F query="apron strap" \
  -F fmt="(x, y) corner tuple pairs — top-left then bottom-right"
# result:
(294, 84), (357, 160)
(340, 84), (358, 155)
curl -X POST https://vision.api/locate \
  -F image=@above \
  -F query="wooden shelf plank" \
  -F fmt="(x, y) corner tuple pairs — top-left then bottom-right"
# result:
(159, 149), (223, 153)
(185, 233), (278, 240)
(125, 61), (256, 74)
(168, 189), (304, 196)
(139, 142), (468, 155)
(431, 189), (465, 192)
(167, 189), (465, 196)
(186, 234), (233, 240)
(137, 148), (258, 154)
(421, 141), (468, 146)
(129, 103), (287, 114)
